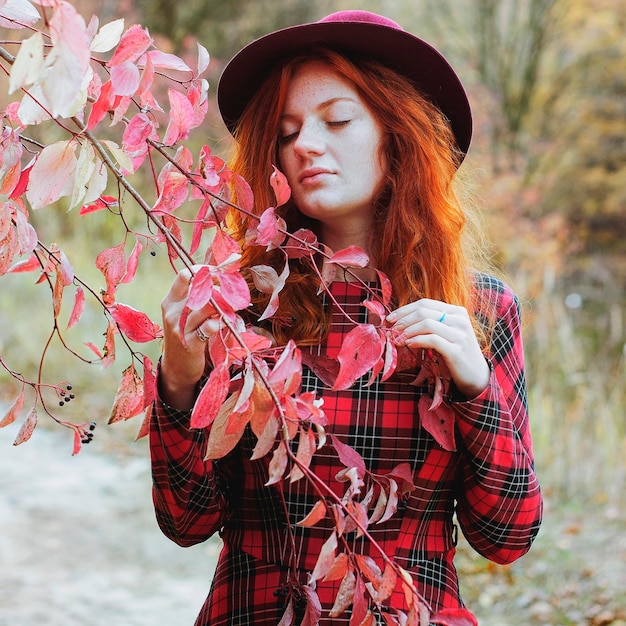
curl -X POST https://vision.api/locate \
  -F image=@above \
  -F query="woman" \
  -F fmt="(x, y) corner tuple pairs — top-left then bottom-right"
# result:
(151, 10), (543, 625)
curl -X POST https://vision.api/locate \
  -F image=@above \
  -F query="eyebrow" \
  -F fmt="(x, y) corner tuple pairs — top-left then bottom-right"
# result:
(280, 97), (358, 120)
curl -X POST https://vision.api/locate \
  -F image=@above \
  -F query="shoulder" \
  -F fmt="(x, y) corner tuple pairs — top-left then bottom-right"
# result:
(472, 271), (521, 320)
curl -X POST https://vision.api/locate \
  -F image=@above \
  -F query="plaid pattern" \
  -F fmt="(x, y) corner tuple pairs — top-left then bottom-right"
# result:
(150, 275), (543, 624)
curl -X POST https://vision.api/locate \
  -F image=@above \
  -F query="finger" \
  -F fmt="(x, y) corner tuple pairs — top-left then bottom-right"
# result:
(192, 317), (221, 343)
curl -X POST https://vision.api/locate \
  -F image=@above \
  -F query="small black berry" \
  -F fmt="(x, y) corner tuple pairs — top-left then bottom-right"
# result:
(59, 401), (65, 407)
(150, 250), (157, 257)
(69, 394), (75, 399)
(66, 384), (72, 391)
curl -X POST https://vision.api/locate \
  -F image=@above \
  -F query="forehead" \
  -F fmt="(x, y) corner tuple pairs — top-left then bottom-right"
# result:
(282, 61), (363, 108)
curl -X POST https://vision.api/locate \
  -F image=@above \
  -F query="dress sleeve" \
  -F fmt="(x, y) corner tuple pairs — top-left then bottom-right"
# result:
(149, 368), (232, 547)
(452, 280), (543, 565)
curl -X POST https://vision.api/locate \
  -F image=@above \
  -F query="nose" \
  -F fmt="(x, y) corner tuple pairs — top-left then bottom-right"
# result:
(292, 121), (325, 157)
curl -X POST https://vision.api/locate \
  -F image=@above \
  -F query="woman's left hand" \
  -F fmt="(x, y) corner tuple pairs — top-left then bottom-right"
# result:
(386, 298), (490, 399)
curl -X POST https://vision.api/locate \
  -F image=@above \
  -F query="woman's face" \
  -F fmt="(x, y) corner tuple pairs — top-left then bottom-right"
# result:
(277, 62), (386, 238)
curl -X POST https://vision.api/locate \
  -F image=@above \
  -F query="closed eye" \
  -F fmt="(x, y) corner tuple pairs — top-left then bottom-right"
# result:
(327, 120), (350, 128)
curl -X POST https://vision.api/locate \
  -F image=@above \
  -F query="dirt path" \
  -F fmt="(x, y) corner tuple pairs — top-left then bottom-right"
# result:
(0, 422), (220, 626)
(1, 421), (624, 626)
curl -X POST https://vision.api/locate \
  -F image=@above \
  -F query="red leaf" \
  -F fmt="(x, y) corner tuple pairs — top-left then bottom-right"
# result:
(217, 270), (251, 311)
(388, 462), (416, 495)
(0, 386), (25, 428)
(350, 574), (368, 626)
(329, 569), (356, 618)
(311, 531), (337, 581)
(13, 405), (37, 446)
(270, 165), (291, 206)
(66, 285), (85, 329)
(190, 363), (230, 429)
(109, 303), (163, 342)
(108, 364), (144, 423)
(376, 269), (393, 306)
(289, 427), (316, 483)
(101, 321), (117, 368)
(84, 341), (102, 358)
(431, 608), (478, 626)
(265, 443), (288, 486)
(301, 585), (322, 626)
(381, 334), (398, 382)
(87, 79), (115, 130)
(296, 499), (327, 527)
(80, 195), (118, 215)
(142, 356), (156, 409)
(233, 173), (254, 212)
(250, 411), (278, 460)
(330, 434), (366, 477)
(285, 228), (317, 259)
(355, 555), (382, 587)
(378, 478), (399, 524)
(7, 253), (40, 273)
(376, 563), (398, 604)
(323, 553), (349, 582)
(333, 324), (384, 391)
(328, 245), (369, 268)
(204, 393), (247, 460)
(418, 395), (456, 451)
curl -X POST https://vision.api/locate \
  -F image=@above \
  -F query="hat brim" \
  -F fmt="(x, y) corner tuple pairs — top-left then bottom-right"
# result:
(217, 19), (472, 157)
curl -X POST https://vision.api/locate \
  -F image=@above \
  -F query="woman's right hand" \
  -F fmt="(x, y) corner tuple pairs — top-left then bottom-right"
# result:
(159, 266), (221, 410)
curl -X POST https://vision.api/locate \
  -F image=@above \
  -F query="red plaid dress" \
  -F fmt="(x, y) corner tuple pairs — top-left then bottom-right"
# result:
(150, 275), (543, 625)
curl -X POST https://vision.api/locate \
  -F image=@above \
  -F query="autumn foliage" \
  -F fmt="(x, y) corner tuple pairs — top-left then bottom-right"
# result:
(1, 2), (476, 624)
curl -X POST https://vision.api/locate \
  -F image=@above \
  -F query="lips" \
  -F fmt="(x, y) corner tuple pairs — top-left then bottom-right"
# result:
(299, 167), (333, 184)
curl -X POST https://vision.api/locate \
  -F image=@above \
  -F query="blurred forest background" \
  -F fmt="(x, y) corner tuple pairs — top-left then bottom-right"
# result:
(1, 0), (625, 624)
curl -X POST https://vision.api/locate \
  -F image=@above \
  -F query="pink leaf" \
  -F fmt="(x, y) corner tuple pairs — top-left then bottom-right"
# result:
(26, 140), (77, 209)
(311, 531), (337, 581)
(255, 206), (280, 247)
(110, 60), (141, 96)
(8, 253), (40, 273)
(121, 238), (142, 283)
(285, 228), (317, 259)
(419, 395), (456, 451)
(0, 386), (25, 428)
(108, 364), (144, 423)
(145, 49), (192, 73)
(323, 553), (350, 582)
(431, 608), (478, 626)
(109, 303), (163, 343)
(378, 478), (399, 524)
(333, 324), (384, 391)
(152, 168), (188, 214)
(196, 42), (210, 76)
(186, 265), (214, 310)
(40, 2), (91, 117)
(108, 25), (152, 67)
(13, 405), (37, 446)
(328, 245), (369, 268)
(190, 363), (230, 429)
(233, 173), (254, 212)
(328, 569), (356, 618)
(217, 270), (251, 311)
(95, 242), (126, 303)
(162, 89), (194, 146)
(330, 434), (366, 477)
(270, 166), (291, 206)
(66, 285), (85, 329)
(122, 113), (158, 170)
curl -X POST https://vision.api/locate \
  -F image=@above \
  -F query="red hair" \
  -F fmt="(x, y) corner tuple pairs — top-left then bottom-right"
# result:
(227, 49), (492, 347)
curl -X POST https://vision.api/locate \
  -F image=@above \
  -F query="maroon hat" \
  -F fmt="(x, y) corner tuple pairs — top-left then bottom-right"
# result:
(217, 10), (473, 158)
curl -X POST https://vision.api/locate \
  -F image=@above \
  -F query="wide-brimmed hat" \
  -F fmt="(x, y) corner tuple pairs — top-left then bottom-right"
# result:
(217, 10), (472, 157)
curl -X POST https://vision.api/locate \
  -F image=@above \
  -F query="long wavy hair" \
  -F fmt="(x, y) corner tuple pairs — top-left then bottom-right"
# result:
(227, 48), (493, 348)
